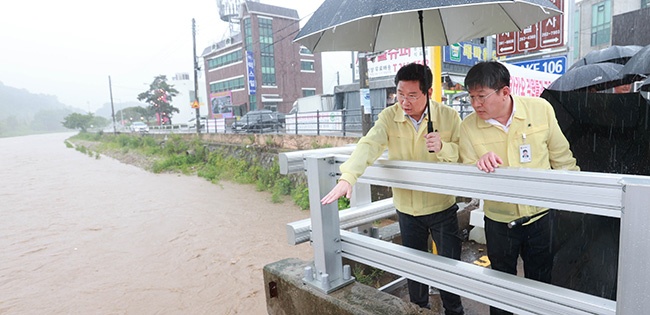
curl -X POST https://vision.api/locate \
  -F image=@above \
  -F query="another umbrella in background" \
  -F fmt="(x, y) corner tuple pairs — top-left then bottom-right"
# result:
(547, 62), (628, 91)
(568, 45), (642, 70)
(618, 44), (650, 80)
(294, 0), (561, 133)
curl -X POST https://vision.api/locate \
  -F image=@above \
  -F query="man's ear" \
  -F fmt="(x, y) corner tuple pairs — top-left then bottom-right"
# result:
(501, 86), (511, 97)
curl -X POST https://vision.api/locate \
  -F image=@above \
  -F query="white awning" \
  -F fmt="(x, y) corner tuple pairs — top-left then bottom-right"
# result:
(262, 95), (283, 103)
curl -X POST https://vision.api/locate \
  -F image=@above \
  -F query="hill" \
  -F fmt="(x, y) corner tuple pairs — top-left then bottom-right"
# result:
(0, 82), (80, 137)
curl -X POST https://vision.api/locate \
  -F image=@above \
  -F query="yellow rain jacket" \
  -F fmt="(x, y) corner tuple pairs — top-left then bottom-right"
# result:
(459, 95), (579, 223)
(339, 101), (461, 216)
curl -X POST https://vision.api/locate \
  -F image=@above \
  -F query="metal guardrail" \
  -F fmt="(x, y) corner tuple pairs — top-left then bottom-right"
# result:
(279, 148), (650, 314)
(142, 102), (469, 137)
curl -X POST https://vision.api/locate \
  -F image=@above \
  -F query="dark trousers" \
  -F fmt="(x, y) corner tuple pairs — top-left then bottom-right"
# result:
(484, 211), (554, 315)
(397, 204), (464, 315)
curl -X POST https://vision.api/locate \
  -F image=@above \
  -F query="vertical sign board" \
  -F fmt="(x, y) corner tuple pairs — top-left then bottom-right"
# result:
(246, 50), (256, 95)
(539, 0), (564, 49)
(496, 0), (564, 56)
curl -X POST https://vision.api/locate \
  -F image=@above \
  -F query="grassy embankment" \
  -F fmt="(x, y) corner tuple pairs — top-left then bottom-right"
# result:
(67, 132), (350, 210)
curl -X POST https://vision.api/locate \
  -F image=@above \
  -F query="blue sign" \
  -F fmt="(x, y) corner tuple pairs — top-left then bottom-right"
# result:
(511, 56), (567, 75)
(246, 50), (256, 95)
(443, 42), (489, 66)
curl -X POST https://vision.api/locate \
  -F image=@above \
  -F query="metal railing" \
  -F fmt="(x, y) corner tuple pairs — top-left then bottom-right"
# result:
(279, 148), (650, 314)
(142, 103), (470, 137)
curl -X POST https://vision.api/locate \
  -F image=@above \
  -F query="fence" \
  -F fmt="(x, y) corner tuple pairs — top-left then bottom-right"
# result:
(279, 147), (650, 314)
(146, 102), (471, 137)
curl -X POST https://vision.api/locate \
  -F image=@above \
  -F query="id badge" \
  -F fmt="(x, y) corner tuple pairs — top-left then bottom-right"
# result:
(520, 144), (532, 163)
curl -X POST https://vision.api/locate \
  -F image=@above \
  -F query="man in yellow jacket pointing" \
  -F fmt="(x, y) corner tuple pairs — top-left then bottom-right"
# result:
(321, 63), (464, 315)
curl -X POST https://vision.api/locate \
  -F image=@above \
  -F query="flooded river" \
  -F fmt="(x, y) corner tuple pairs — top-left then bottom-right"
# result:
(0, 133), (311, 314)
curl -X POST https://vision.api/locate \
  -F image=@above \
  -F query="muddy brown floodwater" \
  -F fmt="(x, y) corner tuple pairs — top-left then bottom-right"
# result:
(0, 132), (312, 314)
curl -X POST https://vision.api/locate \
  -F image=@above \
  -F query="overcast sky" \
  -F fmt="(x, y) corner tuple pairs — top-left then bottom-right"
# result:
(0, 0), (347, 112)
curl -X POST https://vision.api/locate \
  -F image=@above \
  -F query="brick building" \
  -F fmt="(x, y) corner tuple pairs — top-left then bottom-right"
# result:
(201, 1), (322, 118)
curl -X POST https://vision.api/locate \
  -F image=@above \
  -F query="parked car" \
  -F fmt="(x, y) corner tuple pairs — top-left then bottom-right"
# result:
(130, 121), (149, 133)
(231, 110), (283, 133)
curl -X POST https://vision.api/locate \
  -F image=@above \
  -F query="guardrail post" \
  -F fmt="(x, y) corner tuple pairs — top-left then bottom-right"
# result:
(617, 177), (650, 314)
(316, 110), (320, 136)
(304, 155), (355, 293)
(294, 112), (298, 135)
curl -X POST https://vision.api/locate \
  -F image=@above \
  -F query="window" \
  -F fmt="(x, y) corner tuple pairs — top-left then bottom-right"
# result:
(643, 0), (649, 9)
(301, 60), (315, 72)
(243, 18), (253, 51)
(207, 50), (243, 70)
(299, 46), (313, 55)
(209, 76), (245, 93)
(258, 17), (276, 86)
(302, 89), (316, 97)
(590, 0), (611, 46)
(249, 95), (257, 111)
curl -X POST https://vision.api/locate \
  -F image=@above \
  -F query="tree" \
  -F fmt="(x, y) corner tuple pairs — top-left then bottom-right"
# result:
(62, 113), (94, 132)
(137, 75), (180, 125)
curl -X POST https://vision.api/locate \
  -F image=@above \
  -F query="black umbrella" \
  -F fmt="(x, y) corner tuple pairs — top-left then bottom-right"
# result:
(547, 62), (628, 92)
(294, 0), (561, 133)
(568, 45), (642, 70)
(619, 44), (650, 80)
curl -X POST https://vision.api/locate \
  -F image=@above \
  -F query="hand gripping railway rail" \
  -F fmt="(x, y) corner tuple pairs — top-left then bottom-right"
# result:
(279, 148), (650, 314)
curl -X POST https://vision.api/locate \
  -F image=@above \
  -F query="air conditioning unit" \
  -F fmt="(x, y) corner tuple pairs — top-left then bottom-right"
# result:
(225, 37), (232, 45)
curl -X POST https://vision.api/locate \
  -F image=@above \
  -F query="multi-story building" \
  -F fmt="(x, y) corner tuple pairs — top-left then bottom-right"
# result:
(572, 0), (649, 61)
(201, 1), (322, 118)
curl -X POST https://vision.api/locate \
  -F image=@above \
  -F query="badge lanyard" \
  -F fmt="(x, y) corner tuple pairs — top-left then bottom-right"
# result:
(519, 133), (531, 163)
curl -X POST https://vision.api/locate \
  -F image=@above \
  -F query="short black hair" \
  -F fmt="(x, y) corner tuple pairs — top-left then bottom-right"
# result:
(394, 63), (432, 94)
(464, 61), (510, 91)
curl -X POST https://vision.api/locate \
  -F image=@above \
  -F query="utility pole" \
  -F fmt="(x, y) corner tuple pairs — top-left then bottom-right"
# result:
(358, 52), (371, 135)
(108, 75), (117, 135)
(192, 18), (201, 135)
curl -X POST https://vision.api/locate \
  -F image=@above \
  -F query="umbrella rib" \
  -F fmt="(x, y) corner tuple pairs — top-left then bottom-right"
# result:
(372, 15), (382, 52)
(436, 9), (450, 45)
(498, 3), (523, 31)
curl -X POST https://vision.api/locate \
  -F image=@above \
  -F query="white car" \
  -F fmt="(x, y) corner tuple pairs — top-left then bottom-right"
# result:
(130, 121), (149, 133)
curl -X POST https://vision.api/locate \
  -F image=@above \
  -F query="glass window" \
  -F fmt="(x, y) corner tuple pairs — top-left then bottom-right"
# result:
(258, 17), (276, 86)
(301, 60), (315, 71)
(643, 0), (649, 9)
(249, 95), (257, 111)
(209, 77), (245, 93)
(207, 50), (243, 70)
(299, 46), (313, 55)
(302, 89), (316, 97)
(590, 0), (611, 46)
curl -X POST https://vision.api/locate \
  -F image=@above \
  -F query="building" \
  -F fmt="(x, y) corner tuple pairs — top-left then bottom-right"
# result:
(170, 72), (207, 123)
(201, 1), (323, 118)
(572, 0), (649, 61)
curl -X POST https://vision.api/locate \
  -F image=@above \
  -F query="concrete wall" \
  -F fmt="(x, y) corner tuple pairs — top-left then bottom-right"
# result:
(263, 258), (428, 315)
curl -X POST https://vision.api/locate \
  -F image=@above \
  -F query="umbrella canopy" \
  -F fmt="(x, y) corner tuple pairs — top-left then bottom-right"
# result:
(294, 0), (562, 53)
(541, 89), (650, 174)
(568, 45), (643, 70)
(618, 44), (650, 80)
(547, 62), (627, 92)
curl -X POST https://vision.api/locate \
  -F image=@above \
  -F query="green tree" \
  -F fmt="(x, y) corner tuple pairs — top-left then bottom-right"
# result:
(62, 113), (94, 132)
(137, 75), (180, 126)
